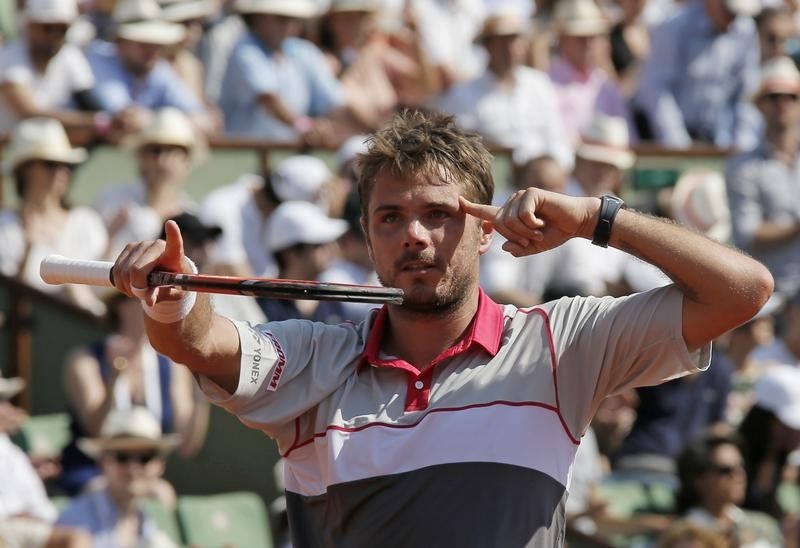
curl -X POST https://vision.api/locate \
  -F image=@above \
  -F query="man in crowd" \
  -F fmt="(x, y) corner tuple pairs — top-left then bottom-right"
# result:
(726, 57), (800, 295)
(109, 111), (772, 546)
(0, 0), (109, 139)
(434, 10), (573, 169)
(636, 0), (761, 150)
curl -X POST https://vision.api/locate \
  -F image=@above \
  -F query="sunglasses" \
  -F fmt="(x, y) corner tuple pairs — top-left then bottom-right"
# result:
(28, 159), (73, 172)
(33, 23), (69, 37)
(708, 463), (743, 477)
(108, 451), (159, 465)
(141, 144), (189, 157)
(763, 93), (800, 102)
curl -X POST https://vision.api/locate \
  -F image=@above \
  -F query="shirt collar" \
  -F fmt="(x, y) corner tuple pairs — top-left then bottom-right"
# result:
(359, 288), (505, 371)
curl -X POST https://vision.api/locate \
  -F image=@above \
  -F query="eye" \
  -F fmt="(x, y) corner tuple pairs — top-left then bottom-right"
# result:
(380, 212), (401, 223)
(428, 209), (450, 221)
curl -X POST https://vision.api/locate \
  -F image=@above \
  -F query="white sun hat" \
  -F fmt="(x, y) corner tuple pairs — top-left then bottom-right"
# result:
(754, 364), (800, 430)
(266, 201), (348, 252)
(78, 407), (181, 459)
(0, 377), (25, 400)
(329, 0), (378, 12)
(162, 0), (217, 23)
(553, 0), (610, 36)
(272, 155), (334, 208)
(576, 114), (635, 170)
(753, 56), (800, 101)
(24, 0), (78, 23)
(113, 0), (186, 45)
(669, 170), (731, 243)
(234, 0), (318, 17)
(725, 0), (761, 17)
(2, 118), (87, 174)
(124, 107), (207, 164)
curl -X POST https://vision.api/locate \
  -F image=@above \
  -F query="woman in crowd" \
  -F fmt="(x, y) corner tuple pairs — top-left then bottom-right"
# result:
(676, 431), (784, 547)
(0, 117), (107, 315)
(59, 292), (209, 495)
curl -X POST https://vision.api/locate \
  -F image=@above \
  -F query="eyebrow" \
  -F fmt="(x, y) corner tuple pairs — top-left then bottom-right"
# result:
(372, 201), (458, 214)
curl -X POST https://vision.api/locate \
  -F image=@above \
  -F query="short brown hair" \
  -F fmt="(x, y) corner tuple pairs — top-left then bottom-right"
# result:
(356, 110), (494, 218)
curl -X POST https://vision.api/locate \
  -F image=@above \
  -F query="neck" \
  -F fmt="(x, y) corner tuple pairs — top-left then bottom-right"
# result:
(28, 48), (53, 73)
(703, 500), (733, 520)
(109, 489), (137, 516)
(144, 180), (180, 210)
(489, 65), (515, 84)
(383, 290), (479, 369)
(21, 194), (63, 216)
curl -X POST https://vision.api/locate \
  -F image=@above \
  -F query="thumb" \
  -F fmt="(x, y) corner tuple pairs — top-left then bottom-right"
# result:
(459, 196), (498, 221)
(162, 220), (186, 271)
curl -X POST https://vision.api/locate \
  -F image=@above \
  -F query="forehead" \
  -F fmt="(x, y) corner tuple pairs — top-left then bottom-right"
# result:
(367, 170), (462, 211)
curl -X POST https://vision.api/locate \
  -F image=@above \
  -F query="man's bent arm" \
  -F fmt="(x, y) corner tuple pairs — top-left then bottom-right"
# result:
(461, 190), (774, 352)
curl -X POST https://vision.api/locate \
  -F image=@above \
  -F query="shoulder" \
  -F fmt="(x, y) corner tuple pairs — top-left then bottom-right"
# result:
(57, 491), (102, 528)
(725, 148), (769, 181)
(284, 37), (324, 58)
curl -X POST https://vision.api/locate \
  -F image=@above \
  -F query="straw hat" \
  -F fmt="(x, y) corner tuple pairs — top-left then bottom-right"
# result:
(124, 107), (207, 164)
(669, 170), (731, 243)
(752, 56), (800, 101)
(78, 407), (181, 459)
(576, 114), (635, 170)
(24, 0), (78, 23)
(476, 10), (529, 43)
(162, 0), (217, 23)
(0, 377), (25, 400)
(234, 0), (318, 17)
(553, 0), (610, 36)
(113, 0), (186, 45)
(2, 118), (87, 174)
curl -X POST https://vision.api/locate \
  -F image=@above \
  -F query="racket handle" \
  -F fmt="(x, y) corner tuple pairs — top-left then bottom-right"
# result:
(40, 255), (115, 288)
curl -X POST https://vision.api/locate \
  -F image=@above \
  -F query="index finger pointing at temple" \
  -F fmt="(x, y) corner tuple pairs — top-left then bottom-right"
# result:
(459, 196), (498, 220)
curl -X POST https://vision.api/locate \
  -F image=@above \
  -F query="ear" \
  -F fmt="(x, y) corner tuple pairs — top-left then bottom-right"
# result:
(478, 219), (494, 255)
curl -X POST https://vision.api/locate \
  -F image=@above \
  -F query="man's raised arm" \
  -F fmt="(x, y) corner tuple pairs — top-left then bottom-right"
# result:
(461, 189), (774, 351)
(111, 221), (242, 393)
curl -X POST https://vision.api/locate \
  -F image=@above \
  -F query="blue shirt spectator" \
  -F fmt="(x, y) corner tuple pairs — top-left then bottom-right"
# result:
(86, 40), (203, 115)
(220, 34), (345, 138)
(635, 0), (761, 151)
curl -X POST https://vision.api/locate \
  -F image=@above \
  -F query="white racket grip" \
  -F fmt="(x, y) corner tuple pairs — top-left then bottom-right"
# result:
(40, 254), (115, 288)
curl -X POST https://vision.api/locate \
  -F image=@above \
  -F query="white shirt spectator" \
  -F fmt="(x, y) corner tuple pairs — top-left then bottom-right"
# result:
(199, 174), (277, 278)
(0, 40), (94, 134)
(433, 66), (573, 168)
(0, 207), (107, 292)
(0, 434), (56, 522)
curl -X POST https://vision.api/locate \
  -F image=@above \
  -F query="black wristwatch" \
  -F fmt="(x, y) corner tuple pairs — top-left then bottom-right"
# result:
(592, 195), (625, 248)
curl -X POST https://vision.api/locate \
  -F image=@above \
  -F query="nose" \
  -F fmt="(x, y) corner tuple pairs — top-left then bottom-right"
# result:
(403, 219), (432, 248)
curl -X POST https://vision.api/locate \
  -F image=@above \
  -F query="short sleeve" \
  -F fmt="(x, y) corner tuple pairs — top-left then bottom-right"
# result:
(0, 42), (32, 86)
(0, 210), (25, 277)
(197, 319), (362, 440)
(232, 41), (279, 97)
(539, 285), (711, 435)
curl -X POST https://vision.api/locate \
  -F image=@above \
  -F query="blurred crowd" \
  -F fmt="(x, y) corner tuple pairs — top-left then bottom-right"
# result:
(2, 0), (800, 546)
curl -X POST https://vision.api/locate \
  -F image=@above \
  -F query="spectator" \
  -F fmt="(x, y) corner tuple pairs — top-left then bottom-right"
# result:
(58, 407), (181, 547)
(739, 365), (800, 519)
(161, 0), (217, 101)
(0, 117), (108, 315)
(512, 154), (569, 195)
(258, 201), (348, 323)
(219, 0), (346, 143)
(200, 154), (338, 278)
(750, 292), (800, 369)
(197, 0), (245, 103)
(549, 0), (633, 145)
(757, 7), (799, 63)
(0, 0), (110, 139)
(726, 57), (800, 295)
(86, 0), (215, 137)
(61, 293), (209, 496)
(676, 431), (784, 546)
(322, 0), (439, 133)
(668, 170), (732, 244)
(635, 0), (761, 150)
(609, 0), (651, 98)
(0, 379), (90, 548)
(433, 10), (573, 169)
(95, 107), (203, 259)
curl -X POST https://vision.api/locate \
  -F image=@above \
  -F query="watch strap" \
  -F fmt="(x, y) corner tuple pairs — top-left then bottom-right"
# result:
(592, 195), (625, 248)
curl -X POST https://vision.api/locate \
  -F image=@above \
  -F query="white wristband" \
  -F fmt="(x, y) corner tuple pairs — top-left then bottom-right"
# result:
(136, 258), (198, 324)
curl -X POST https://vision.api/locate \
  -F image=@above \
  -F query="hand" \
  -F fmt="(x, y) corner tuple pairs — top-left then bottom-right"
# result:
(460, 189), (599, 257)
(111, 220), (191, 306)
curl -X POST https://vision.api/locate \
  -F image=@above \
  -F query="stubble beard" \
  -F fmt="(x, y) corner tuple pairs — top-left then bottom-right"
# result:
(378, 265), (476, 318)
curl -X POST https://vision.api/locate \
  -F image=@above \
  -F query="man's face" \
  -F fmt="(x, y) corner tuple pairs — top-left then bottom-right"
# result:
(704, 0), (736, 33)
(117, 38), (162, 76)
(484, 34), (524, 76)
(137, 144), (191, 187)
(26, 21), (69, 60)
(363, 171), (492, 314)
(559, 33), (607, 73)
(759, 16), (797, 61)
(757, 91), (800, 130)
(574, 156), (624, 196)
(251, 13), (301, 49)
(102, 450), (165, 501)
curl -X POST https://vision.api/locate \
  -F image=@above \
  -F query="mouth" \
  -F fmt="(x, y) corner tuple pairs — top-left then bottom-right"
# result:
(398, 260), (439, 274)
